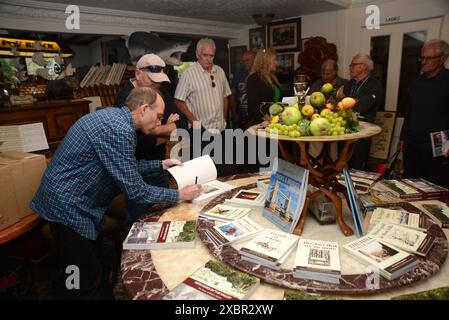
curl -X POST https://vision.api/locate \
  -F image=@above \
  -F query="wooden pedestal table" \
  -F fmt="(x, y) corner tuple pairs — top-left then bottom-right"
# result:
(0, 213), (42, 245)
(248, 121), (382, 237)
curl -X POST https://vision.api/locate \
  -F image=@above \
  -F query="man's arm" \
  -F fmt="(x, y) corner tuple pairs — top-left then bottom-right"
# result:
(223, 95), (229, 121)
(148, 123), (177, 136)
(175, 99), (198, 124)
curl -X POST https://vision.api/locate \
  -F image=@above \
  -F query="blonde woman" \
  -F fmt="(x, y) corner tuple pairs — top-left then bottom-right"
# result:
(247, 48), (282, 126)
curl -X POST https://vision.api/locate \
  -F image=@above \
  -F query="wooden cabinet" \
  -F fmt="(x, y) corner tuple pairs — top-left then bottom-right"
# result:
(0, 99), (89, 157)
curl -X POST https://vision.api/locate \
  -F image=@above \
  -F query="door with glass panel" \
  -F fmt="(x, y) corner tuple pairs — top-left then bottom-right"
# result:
(362, 18), (441, 115)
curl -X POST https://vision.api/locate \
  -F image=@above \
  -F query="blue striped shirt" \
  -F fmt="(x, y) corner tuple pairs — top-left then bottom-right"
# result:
(30, 107), (178, 240)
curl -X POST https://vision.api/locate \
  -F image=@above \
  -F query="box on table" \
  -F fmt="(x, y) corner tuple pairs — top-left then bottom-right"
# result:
(0, 152), (47, 230)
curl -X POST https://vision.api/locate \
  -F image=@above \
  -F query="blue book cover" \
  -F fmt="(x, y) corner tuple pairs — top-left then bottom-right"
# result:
(262, 158), (308, 233)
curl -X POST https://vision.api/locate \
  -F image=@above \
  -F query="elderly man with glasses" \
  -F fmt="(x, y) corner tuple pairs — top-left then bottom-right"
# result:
(337, 54), (384, 170)
(399, 39), (449, 188)
(175, 38), (233, 176)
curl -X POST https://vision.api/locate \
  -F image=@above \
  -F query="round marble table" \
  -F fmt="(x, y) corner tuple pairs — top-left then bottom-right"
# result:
(248, 121), (382, 237)
(120, 174), (449, 300)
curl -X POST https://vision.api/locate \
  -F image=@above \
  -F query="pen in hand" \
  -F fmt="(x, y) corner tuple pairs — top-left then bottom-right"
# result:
(195, 176), (198, 184)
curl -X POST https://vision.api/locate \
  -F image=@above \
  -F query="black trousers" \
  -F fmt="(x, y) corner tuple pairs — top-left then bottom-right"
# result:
(48, 222), (114, 300)
(403, 142), (449, 189)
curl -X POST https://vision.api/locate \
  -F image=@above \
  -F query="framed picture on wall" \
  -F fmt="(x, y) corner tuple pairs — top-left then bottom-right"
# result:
(276, 53), (295, 77)
(268, 18), (302, 52)
(229, 45), (247, 77)
(249, 27), (266, 53)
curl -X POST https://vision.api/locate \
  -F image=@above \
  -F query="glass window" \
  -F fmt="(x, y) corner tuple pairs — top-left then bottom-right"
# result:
(396, 31), (426, 117)
(370, 36), (390, 111)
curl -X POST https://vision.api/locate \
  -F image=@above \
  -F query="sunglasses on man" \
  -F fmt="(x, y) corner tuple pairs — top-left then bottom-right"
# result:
(139, 65), (167, 73)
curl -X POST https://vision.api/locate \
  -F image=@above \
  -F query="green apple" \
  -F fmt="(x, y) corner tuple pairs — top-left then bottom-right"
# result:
(310, 92), (326, 108)
(281, 107), (302, 125)
(321, 83), (334, 96)
(310, 118), (331, 136)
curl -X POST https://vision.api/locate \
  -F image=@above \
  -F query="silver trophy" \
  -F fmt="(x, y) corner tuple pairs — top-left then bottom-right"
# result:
(293, 75), (309, 107)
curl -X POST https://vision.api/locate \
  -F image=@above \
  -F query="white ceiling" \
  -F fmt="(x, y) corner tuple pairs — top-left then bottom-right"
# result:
(21, 0), (378, 24)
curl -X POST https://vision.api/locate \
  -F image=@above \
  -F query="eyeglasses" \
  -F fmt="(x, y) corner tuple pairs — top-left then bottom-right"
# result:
(418, 55), (442, 62)
(210, 75), (216, 88)
(349, 62), (364, 68)
(156, 113), (164, 121)
(139, 65), (166, 73)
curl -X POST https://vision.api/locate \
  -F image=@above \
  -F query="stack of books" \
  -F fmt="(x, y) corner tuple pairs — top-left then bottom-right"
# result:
(343, 235), (419, 280)
(293, 239), (341, 284)
(224, 190), (265, 209)
(368, 222), (435, 257)
(163, 259), (260, 300)
(199, 204), (251, 223)
(205, 216), (264, 248)
(337, 169), (382, 194)
(376, 178), (449, 201)
(262, 158), (309, 233)
(359, 190), (405, 211)
(123, 220), (197, 250)
(239, 229), (299, 270)
(411, 199), (449, 228)
(369, 207), (427, 232)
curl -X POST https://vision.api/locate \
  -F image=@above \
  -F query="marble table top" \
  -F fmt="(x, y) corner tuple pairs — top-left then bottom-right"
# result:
(121, 174), (449, 300)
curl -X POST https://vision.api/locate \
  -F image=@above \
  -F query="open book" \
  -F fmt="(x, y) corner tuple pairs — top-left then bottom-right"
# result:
(0, 123), (49, 153)
(168, 155), (233, 203)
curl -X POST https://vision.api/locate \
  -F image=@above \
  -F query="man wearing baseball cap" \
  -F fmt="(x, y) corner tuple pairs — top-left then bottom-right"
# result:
(115, 53), (187, 228)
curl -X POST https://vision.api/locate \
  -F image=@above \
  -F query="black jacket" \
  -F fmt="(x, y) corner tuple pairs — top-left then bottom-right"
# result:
(343, 76), (384, 123)
(247, 73), (278, 125)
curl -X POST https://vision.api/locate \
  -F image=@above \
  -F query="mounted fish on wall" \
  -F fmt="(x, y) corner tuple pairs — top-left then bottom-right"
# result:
(126, 31), (191, 66)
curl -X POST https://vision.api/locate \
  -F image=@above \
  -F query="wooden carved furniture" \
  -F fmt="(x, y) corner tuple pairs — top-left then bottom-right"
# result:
(0, 99), (89, 157)
(295, 36), (338, 85)
(249, 121), (382, 236)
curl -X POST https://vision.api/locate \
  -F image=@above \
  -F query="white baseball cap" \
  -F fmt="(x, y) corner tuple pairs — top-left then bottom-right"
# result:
(136, 54), (170, 83)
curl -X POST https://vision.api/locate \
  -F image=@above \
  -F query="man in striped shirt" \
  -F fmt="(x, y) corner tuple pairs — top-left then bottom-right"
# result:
(175, 38), (232, 132)
(31, 87), (201, 299)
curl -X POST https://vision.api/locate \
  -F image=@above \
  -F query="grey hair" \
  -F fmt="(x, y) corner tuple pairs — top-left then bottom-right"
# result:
(423, 39), (449, 56)
(353, 54), (374, 72)
(196, 38), (216, 54)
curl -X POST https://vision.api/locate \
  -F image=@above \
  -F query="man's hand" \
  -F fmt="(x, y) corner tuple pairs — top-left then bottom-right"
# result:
(336, 87), (345, 100)
(162, 159), (183, 170)
(397, 140), (404, 153)
(179, 184), (203, 201)
(167, 113), (180, 124)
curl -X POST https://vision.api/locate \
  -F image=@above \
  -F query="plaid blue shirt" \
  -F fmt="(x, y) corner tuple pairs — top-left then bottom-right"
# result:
(30, 107), (178, 240)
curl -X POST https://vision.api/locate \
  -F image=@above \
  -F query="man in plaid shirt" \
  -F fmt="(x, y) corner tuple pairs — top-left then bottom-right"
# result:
(31, 87), (201, 299)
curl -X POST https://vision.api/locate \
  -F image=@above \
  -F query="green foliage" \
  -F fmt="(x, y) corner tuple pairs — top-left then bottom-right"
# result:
(0, 58), (19, 87)
(392, 287), (449, 300)
(422, 204), (449, 224)
(175, 220), (197, 242)
(205, 260), (259, 291)
(284, 289), (342, 300)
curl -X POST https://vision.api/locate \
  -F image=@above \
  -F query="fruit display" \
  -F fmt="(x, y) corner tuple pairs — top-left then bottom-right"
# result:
(264, 83), (361, 137)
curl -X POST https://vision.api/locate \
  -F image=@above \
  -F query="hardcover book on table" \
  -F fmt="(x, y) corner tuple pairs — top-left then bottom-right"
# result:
(224, 190), (265, 209)
(262, 158), (309, 234)
(162, 259), (260, 300)
(368, 222), (435, 257)
(369, 207), (427, 232)
(239, 228), (299, 270)
(205, 216), (264, 248)
(293, 239), (341, 284)
(411, 199), (449, 228)
(337, 169), (382, 194)
(343, 235), (419, 280)
(199, 204), (251, 222)
(122, 220), (197, 250)
(376, 178), (449, 201)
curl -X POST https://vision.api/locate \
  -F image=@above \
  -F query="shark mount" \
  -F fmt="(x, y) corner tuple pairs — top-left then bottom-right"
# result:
(126, 31), (191, 66)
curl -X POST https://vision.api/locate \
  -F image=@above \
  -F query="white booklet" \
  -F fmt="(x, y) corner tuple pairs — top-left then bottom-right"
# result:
(293, 239), (341, 284)
(168, 155), (233, 203)
(240, 229), (299, 268)
(369, 207), (426, 232)
(0, 123), (49, 153)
